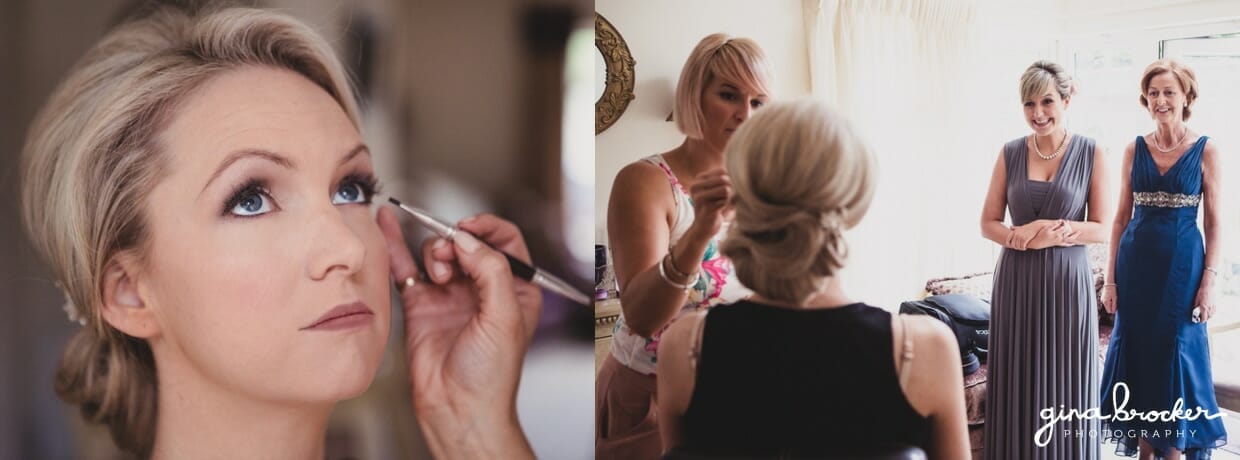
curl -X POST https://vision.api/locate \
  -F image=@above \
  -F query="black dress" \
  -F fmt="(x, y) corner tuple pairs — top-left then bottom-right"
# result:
(680, 300), (931, 457)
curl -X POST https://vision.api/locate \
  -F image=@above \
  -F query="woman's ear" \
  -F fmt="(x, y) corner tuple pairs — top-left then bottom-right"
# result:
(100, 254), (161, 339)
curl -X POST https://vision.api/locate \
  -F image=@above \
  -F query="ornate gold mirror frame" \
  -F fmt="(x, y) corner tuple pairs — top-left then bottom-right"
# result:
(595, 13), (635, 135)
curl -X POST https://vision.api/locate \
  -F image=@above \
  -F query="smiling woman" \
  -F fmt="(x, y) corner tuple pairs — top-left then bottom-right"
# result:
(21, 5), (538, 459)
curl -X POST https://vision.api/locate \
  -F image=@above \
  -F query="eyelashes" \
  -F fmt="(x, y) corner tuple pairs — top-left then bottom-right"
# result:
(220, 171), (384, 218)
(339, 172), (382, 204)
(222, 178), (273, 217)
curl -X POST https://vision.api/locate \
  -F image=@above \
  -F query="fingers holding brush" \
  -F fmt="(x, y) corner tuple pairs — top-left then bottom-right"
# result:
(456, 214), (532, 264)
(422, 237), (457, 284)
(418, 212), (526, 285)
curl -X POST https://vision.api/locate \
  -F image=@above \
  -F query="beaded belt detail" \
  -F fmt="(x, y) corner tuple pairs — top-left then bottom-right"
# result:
(1133, 191), (1201, 208)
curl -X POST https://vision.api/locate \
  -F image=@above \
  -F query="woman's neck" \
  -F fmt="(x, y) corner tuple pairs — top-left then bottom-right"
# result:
(665, 137), (723, 180)
(1154, 120), (1186, 143)
(150, 352), (333, 460)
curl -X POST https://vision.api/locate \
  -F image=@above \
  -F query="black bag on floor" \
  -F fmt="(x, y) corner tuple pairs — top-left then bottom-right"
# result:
(898, 294), (990, 376)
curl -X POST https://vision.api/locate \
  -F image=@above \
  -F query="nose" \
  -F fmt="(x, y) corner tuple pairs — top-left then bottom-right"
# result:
(306, 204), (367, 281)
(736, 103), (753, 122)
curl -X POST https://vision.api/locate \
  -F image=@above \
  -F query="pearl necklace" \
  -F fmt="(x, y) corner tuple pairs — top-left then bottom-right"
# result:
(1151, 124), (1187, 153)
(1030, 131), (1070, 160)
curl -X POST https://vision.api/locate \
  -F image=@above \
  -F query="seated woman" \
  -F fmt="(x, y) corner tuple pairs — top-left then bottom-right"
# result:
(656, 100), (970, 459)
(21, 5), (539, 458)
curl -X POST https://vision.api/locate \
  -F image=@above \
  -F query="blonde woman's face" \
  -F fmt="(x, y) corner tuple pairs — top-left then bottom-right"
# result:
(1022, 86), (1069, 136)
(1145, 72), (1187, 123)
(699, 76), (767, 152)
(141, 66), (391, 403)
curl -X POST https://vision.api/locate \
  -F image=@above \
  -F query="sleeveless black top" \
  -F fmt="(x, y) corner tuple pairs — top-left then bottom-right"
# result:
(680, 300), (931, 457)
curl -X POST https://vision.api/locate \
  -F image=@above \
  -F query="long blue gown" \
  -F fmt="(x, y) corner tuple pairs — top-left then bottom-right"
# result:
(1100, 135), (1227, 459)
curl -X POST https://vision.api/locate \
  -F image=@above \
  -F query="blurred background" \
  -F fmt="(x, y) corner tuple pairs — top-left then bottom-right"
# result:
(0, 0), (594, 458)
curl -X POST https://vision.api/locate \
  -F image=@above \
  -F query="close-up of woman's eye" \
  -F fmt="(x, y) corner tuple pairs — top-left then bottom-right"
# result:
(719, 91), (737, 101)
(223, 180), (275, 217)
(750, 99), (764, 109)
(332, 173), (380, 205)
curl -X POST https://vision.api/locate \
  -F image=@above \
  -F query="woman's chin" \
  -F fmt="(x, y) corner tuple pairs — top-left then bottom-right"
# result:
(296, 337), (388, 401)
(305, 357), (383, 402)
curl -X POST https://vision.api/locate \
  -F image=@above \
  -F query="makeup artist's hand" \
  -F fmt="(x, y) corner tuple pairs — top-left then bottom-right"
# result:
(686, 168), (733, 242)
(377, 207), (540, 459)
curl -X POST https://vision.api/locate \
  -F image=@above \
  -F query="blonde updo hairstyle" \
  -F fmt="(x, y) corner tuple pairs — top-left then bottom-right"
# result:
(673, 33), (772, 139)
(721, 100), (876, 305)
(1139, 59), (1198, 121)
(20, 5), (359, 457)
(1019, 60), (1076, 104)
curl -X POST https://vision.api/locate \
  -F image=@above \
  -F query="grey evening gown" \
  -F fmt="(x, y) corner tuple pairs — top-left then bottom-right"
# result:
(983, 135), (1100, 459)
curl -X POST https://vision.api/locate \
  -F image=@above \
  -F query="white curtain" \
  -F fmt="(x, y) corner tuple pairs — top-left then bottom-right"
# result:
(803, 0), (1006, 309)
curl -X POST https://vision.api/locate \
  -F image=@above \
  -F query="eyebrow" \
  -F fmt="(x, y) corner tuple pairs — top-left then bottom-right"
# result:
(199, 143), (369, 195)
(720, 82), (769, 99)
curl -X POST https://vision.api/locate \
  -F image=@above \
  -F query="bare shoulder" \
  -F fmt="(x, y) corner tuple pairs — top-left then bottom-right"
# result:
(1203, 137), (1221, 158)
(901, 314), (957, 352)
(612, 159), (667, 197)
(892, 313), (963, 417)
(608, 159), (673, 229)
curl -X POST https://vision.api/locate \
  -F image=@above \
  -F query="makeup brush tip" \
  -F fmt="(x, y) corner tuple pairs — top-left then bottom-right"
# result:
(387, 196), (401, 206)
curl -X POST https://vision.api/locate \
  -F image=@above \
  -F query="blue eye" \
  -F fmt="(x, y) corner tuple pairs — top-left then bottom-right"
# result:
(222, 180), (275, 218)
(333, 182), (366, 204)
(332, 173), (380, 205)
(233, 193), (270, 216)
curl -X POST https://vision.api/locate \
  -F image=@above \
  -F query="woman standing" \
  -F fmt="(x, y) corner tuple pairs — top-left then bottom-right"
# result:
(596, 33), (770, 459)
(1099, 59), (1227, 459)
(980, 60), (1111, 459)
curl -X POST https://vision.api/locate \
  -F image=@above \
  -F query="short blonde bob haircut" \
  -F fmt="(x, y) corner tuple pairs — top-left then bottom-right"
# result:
(20, 5), (358, 457)
(1139, 58), (1199, 121)
(721, 99), (876, 305)
(673, 33), (772, 139)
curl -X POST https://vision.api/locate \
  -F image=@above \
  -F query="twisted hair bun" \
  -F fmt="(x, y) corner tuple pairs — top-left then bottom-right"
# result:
(721, 100), (876, 305)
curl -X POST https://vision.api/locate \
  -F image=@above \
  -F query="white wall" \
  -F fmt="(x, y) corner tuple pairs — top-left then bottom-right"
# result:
(1063, 0), (1240, 36)
(593, 0), (811, 243)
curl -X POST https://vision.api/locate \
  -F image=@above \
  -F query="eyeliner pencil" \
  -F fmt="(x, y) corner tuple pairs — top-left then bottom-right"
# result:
(387, 197), (591, 305)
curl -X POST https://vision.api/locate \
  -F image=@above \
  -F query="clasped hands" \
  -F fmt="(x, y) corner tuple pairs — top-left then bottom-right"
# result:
(1006, 219), (1080, 251)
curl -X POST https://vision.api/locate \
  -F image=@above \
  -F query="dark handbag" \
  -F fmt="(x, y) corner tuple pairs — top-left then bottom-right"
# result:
(899, 294), (991, 376)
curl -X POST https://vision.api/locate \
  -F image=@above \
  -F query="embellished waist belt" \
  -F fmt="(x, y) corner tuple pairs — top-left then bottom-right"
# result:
(1133, 191), (1200, 208)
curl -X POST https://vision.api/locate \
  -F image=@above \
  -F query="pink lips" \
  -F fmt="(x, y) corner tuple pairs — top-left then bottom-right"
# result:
(301, 302), (374, 331)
